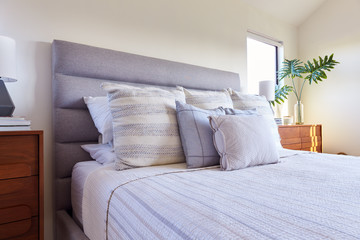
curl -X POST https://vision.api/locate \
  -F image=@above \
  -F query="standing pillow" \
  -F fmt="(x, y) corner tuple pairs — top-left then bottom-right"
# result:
(101, 82), (186, 170)
(178, 86), (233, 109)
(81, 142), (116, 164)
(176, 101), (226, 168)
(209, 115), (279, 171)
(83, 96), (113, 144)
(228, 89), (282, 149)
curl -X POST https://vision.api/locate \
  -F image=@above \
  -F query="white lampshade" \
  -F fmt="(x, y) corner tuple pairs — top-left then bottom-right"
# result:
(0, 36), (17, 82)
(259, 80), (275, 101)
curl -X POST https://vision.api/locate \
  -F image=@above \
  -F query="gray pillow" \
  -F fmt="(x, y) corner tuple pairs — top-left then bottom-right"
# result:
(209, 115), (279, 171)
(176, 101), (225, 168)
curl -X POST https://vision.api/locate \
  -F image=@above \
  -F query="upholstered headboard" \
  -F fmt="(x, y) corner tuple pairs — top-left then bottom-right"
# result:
(52, 39), (240, 237)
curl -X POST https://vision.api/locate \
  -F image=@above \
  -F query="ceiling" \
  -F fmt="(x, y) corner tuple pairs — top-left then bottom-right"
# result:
(241, 0), (327, 26)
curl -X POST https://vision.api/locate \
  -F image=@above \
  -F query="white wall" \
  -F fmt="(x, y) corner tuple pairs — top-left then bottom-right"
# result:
(299, 0), (360, 155)
(0, 0), (297, 238)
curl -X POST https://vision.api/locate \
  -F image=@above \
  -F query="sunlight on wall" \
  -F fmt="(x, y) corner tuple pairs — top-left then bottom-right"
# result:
(299, 0), (360, 155)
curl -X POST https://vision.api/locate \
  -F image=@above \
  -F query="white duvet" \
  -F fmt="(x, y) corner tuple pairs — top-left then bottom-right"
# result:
(82, 150), (360, 240)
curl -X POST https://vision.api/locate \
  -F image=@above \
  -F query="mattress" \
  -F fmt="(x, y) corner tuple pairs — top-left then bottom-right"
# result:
(80, 150), (360, 239)
(71, 160), (106, 226)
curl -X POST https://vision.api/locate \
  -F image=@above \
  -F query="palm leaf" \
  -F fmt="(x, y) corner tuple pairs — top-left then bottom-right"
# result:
(271, 84), (293, 106)
(278, 59), (305, 80)
(303, 54), (340, 84)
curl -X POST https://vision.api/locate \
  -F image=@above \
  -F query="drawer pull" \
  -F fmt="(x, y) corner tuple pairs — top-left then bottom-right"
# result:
(0, 218), (32, 239)
(0, 163), (31, 180)
(0, 205), (32, 225)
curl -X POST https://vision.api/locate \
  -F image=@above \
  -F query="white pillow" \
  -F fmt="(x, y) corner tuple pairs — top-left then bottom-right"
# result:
(209, 114), (279, 171)
(81, 142), (116, 164)
(178, 86), (233, 109)
(228, 89), (282, 149)
(101, 82), (186, 170)
(83, 96), (113, 144)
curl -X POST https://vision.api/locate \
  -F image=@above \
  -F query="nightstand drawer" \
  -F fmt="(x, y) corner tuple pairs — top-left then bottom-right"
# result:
(0, 176), (38, 217)
(282, 143), (301, 150)
(302, 141), (321, 148)
(0, 135), (39, 176)
(278, 127), (300, 139)
(0, 163), (32, 180)
(0, 205), (32, 224)
(301, 136), (322, 143)
(280, 137), (301, 145)
(0, 216), (38, 240)
(300, 125), (321, 138)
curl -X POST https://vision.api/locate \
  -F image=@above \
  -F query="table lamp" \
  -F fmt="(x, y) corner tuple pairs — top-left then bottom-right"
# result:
(259, 80), (275, 102)
(259, 80), (275, 114)
(0, 36), (17, 117)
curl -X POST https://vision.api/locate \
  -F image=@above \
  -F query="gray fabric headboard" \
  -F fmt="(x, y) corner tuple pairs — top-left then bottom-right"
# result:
(52, 39), (240, 215)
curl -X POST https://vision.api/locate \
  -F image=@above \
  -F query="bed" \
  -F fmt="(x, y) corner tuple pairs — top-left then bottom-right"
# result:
(52, 40), (360, 240)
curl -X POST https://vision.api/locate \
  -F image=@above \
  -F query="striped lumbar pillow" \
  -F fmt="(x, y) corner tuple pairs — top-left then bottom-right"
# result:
(102, 82), (186, 170)
(228, 88), (282, 149)
(178, 86), (233, 109)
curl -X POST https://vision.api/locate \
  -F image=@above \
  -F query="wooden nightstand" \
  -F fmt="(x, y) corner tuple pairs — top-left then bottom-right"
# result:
(0, 131), (43, 240)
(278, 125), (322, 153)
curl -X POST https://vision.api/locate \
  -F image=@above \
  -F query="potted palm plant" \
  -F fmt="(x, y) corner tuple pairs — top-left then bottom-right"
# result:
(273, 54), (339, 124)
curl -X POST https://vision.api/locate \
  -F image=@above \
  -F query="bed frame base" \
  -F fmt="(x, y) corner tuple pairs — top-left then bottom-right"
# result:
(56, 210), (89, 240)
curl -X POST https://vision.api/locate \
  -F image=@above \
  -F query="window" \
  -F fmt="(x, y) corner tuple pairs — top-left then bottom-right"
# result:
(247, 31), (283, 94)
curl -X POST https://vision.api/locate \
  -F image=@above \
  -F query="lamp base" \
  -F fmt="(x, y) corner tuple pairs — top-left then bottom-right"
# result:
(0, 80), (15, 116)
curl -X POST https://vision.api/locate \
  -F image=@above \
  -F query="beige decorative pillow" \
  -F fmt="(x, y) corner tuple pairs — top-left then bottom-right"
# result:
(178, 86), (233, 109)
(228, 89), (282, 149)
(102, 82), (185, 170)
(209, 115), (279, 171)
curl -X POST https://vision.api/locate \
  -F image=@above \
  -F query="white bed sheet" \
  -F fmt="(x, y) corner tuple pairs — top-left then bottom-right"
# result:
(80, 150), (360, 239)
(71, 160), (108, 226)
